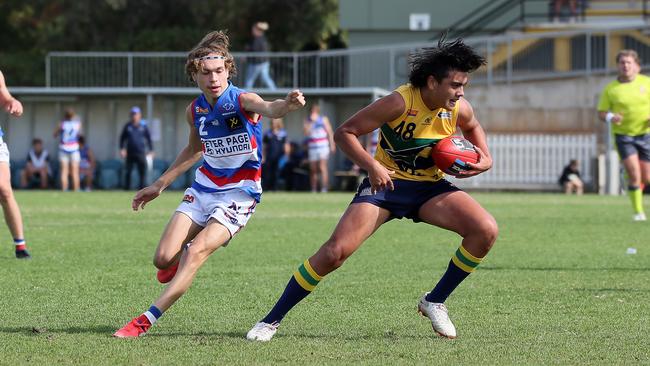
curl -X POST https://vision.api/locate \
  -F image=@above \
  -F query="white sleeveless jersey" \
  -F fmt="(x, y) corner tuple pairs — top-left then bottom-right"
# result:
(190, 82), (263, 202)
(58, 120), (82, 152)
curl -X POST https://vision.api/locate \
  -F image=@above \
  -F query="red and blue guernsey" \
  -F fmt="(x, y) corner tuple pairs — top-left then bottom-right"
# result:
(59, 119), (82, 153)
(191, 82), (263, 202)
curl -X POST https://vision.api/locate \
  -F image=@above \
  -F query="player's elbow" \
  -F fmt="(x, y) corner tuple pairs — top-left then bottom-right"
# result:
(333, 126), (353, 147)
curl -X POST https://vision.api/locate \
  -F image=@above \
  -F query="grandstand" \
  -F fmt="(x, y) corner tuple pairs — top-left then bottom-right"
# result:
(3, 0), (649, 193)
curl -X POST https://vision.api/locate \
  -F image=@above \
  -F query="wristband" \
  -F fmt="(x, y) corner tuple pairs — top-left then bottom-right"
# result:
(605, 112), (615, 123)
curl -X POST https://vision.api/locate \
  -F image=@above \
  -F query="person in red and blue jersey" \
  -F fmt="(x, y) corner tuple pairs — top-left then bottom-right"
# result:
(304, 103), (335, 192)
(113, 30), (305, 338)
(53, 108), (82, 191)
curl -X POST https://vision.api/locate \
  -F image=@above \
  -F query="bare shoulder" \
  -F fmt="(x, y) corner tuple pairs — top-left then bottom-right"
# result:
(365, 92), (405, 120)
(458, 98), (476, 124)
(378, 91), (405, 110)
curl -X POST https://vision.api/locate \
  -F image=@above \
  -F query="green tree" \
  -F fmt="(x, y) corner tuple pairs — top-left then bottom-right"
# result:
(0, 0), (344, 85)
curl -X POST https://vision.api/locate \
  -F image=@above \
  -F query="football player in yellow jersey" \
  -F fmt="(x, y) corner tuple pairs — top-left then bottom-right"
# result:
(247, 38), (497, 341)
(598, 49), (650, 221)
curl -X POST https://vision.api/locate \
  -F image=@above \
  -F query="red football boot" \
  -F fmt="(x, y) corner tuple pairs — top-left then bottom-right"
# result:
(156, 263), (179, 284)
(113, 314), (152, 338)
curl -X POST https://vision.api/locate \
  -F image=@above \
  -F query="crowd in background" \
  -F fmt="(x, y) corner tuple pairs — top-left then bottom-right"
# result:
(18, 105), (153, 191)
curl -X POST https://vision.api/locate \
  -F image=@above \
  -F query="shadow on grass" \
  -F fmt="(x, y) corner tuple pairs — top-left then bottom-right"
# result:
(574, 288), (650, 293)
(0, 325), (116, 336)
(147, 331), (427, 341)
(0, 326), (434, 341)
(0, 326), (252, 340)
(481, 266), (649, 272)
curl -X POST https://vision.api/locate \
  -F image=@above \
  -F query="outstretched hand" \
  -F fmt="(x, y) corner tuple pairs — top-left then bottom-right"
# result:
(285, 89), (305, 111)
(132, 183), (163, 211)
(456, 146), (492, 179)
(4, 98), (23, 117)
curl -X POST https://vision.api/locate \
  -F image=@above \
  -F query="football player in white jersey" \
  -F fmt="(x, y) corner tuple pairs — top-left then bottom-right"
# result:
(113, 30), (305, 338)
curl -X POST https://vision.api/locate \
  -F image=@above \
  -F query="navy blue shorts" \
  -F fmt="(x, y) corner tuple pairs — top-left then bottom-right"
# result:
(350, 177), (461, 222)
(615, 133), (650, 161)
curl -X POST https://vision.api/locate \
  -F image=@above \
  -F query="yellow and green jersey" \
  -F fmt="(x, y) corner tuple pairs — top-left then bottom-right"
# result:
(598, 74), (650, 136)
(374, 84), (459, 182)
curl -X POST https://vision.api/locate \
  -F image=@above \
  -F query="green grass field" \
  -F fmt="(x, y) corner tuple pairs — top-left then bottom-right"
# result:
(1, 190), (648, 365)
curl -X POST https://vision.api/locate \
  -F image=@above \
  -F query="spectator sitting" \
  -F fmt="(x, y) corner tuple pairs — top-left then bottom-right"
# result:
(20, 138), (50, 189)
(281, 141), (310, 191)
(262, 118), (289, 191)
(78, 135), (96, 191)
(559, 159), (584, 195)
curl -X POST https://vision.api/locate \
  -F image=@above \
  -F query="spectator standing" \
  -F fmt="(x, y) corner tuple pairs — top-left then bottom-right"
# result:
(262, 118), (289, 190)
(54, 108), (82, 191)
(78, 135), (96, 191)
(304, 103), (335, 192)
(119, 106), (153, 190)
(20, 138), (50, 189)
(551, 0), (578, 23)
(558, 159), (584, 195)
(244, 21), (277, 90)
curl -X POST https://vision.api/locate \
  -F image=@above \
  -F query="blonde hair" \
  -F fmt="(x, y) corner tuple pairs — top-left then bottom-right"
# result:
(185, 30), (237, 82)
(616, 49), (641, 64)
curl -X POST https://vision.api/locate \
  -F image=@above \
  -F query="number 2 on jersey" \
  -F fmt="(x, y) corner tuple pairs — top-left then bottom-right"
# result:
(199, 117), (208, 136)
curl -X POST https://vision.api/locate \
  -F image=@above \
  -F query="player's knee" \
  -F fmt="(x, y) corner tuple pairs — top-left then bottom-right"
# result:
(0, 185), (13, 202)
(153, 243), (180, 269)
(322, 240), (349, 269)
(184, 240), (213, 265)
(477, 217), (499, 250)
(153, 253), (174, 269)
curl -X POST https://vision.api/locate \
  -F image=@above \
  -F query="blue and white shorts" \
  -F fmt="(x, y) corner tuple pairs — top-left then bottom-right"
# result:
(176, 187), (257, 238)
(59, 150), (81, 163)
(0, 142), (9, 164)
(308, 145), (330, 162)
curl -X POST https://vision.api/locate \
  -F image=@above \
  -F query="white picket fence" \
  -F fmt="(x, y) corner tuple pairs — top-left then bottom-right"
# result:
(450, 134), (598, 190)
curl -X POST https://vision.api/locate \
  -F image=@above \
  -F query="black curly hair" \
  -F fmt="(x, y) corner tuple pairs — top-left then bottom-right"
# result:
(408, 36), (486, 88)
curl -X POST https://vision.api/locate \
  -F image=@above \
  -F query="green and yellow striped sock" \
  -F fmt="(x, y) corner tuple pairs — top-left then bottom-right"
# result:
(261, 259), (323, 324)
(426, 245), (483, 303)
(293, 259), (323, 291)
(451, 245), (483, 273)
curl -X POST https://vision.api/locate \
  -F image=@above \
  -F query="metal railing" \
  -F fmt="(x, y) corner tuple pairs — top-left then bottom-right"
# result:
(451, 133), (597, 189)
(444, 0), (650, 39)
(46, 25), (650, 90)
